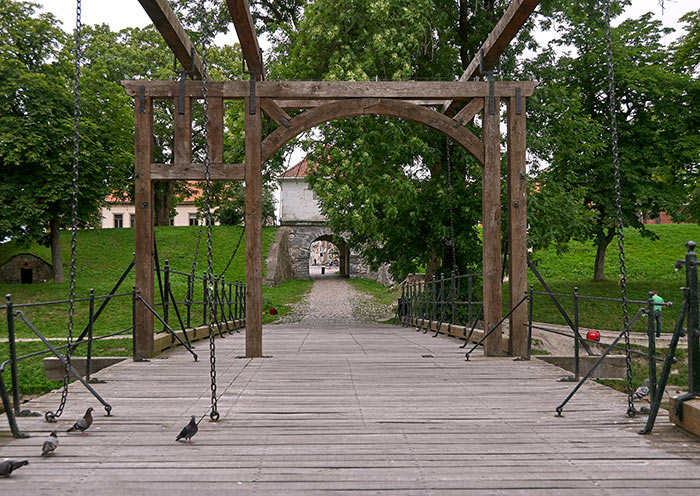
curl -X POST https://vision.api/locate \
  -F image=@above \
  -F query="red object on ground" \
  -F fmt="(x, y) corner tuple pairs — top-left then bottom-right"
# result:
(586, 330), (600, 342)
(269, 307), (278, 315)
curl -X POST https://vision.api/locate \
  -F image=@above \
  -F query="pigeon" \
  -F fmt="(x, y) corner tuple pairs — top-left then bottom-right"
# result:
(633, 379), (650, 402)
(42, 431), (59, 456)
(176, 415), (198, 444)
(67, 407), (94, 435)
(0, 459), (29, 477)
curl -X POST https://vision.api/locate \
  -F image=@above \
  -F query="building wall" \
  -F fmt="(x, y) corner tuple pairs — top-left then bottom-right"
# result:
(279, 179), (326, 225)
(100, 203), (214, 228)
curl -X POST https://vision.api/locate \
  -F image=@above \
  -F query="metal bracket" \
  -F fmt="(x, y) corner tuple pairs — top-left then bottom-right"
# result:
(174, 48), (195, 115)
(242, 56), (257, 115)
(673, 392), (697, 421)
(138, 86), (145, 114)
(515, 87), (522, 115)
(479, 48), (484, 74)
(453, 117), (464, 128)
(280, 117), (291, 128)
(488, 72), (495, 115)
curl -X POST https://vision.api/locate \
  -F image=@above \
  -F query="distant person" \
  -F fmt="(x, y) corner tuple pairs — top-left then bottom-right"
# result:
(652, 291), (664, 338)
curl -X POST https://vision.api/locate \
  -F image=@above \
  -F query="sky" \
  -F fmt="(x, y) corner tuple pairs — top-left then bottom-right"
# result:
(40, 0), (696, 49)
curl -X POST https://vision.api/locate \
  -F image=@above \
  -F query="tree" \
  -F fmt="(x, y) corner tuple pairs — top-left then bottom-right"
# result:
(521, 2), (698, 280)
(0, 1), (133, 282)
(263, 0), (523, 280)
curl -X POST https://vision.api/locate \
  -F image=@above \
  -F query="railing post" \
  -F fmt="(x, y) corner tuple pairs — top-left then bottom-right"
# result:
(202, 271), (208, 326)
(440, 274), (445, 328)
(431, 275), (437, 330)
(468, 275), (474, 326)
(186, 274), (192, 329)
(213, 274), (219, 323)
(573, 287), (580, 381)
(685, 241), (700, 395)
(6, 294), (20, 414)
(647, 291), (657, 404)
(131, 286), (137, 359)
(228, 280), (233, 320)
(163, 260), (170, 332)
(86, 289), (95, 382)
(528, 284), (534, 360)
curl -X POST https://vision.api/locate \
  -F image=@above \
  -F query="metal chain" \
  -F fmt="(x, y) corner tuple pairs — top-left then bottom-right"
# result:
(199, 0), (219, 422)
(217, 227), (245, 281)
(445, 138), (458, 276)
(604, 0), (634, 416)
(47, 0), (82, 423)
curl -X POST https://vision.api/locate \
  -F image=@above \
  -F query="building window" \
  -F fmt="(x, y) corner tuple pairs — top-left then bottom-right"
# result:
(189, 213), (198, 226)
(114, 214), (123, 228)
(130, 214), (135, 227)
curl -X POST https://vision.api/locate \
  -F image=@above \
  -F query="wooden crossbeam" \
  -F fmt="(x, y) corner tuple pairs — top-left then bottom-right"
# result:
(151, 163), (245, 181)
(442, 0), (541, 113)
(452, 98), (484, 126)
(123, 80), (537, 99)
(260, 98), (292, 126)
(225, 0), (264, 78)
(138, 0), (203, 79)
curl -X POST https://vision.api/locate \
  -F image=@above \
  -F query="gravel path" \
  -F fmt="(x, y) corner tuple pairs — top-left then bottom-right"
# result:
(279, 276), (393, 326)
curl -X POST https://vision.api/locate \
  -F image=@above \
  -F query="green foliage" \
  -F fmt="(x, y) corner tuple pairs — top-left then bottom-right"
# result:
(672, 9), (700, 73)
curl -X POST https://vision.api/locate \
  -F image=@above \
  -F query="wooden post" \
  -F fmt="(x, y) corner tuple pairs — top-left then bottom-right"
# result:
(134, 93), (154, 359)
(244, 96), (263, 357)
(173, 96), (191, 163)
(507, 95), (528, 357)
(482, 97), (502, 357)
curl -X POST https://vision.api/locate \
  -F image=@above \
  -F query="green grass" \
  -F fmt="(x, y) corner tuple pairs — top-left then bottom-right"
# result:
(348, 278), (400, 306)
(523, 224), (699, 334)
(262, 279), (314, 324)
(0, 226), (278, 339)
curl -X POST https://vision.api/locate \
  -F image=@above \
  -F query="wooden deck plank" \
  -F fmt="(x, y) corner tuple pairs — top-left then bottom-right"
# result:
(2, 324), (699, 494)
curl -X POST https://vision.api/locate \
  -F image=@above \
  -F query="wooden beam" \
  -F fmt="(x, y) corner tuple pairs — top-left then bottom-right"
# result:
(225, 0), (264, 78)
(260, 97), (291, 126)
(482, 98), (503, 357)
(452, 98), (484, 127)
(274, 99), (448, 109)
(138, 0), (203, 79)
(151, 163), (245, 181)
(442, 0), (541, 112)
(262, 98), (484, 165)
(134, 95), (154, 359)
(245, 97), (263, 358)
(207, 97), (225, 163)
(507, 96), (528, 357)
(122, 80), (538, 100)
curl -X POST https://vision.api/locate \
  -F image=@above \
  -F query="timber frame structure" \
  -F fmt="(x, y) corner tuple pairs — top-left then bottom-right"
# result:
(126, 0), (540, 359)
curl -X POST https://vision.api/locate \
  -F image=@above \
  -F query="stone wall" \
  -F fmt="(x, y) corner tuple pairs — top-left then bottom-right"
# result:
(0, 253), (53, 284)
(266, 226), (393, 286)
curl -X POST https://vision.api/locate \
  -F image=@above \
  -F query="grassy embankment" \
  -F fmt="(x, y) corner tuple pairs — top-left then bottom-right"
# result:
(0, 226), (312, 395)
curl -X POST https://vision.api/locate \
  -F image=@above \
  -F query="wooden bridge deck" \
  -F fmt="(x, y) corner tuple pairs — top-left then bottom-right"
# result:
(2, 323), (699, 495)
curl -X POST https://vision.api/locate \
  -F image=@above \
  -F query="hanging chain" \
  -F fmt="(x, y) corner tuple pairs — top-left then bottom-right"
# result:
(199, 0), (219, 422)
(47, 0), (82, 423)
(187, 224), (203, 304)
(604, 0), (634, 416)
(445, 138), (458, 276)
(218, 227), (245, 281)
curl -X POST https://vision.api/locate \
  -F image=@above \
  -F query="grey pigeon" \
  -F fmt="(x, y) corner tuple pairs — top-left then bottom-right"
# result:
(176, 415), (198, 444)
(633, 379), (650, 402)
(67, 407), (94, 435)
(42, 431), (59, 456)
(0, 459), (29, 477)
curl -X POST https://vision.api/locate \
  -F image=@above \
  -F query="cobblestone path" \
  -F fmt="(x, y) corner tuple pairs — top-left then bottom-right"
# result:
(281, 276), (393, 326)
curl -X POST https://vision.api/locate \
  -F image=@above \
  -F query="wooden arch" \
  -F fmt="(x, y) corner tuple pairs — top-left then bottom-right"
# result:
(262, 98), (484, 165)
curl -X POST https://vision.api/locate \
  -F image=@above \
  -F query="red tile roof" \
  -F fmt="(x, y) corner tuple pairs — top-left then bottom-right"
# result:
(281, 158), (310, 178)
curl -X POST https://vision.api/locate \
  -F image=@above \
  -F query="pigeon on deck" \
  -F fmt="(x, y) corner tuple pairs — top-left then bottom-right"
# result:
(67, 407), (94, 435)
(0, 459), (29, 477)
(633, 379), (650, 402)
(176, 415), (198, 444)
(42, 431), (59, 456)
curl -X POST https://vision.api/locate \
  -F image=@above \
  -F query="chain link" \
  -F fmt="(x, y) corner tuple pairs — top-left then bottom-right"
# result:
(198, 0), (219, 422)
(604, 0), (634, 416)
(47, 0), (82, 423)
